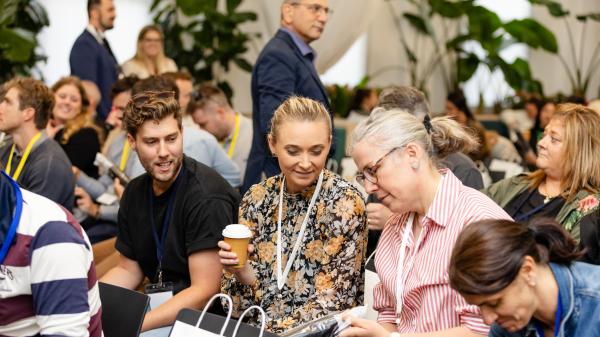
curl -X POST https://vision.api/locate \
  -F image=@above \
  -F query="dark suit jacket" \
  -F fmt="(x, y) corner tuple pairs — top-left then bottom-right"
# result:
(69, 29), (119, 121)
(242, 29), (332, 192)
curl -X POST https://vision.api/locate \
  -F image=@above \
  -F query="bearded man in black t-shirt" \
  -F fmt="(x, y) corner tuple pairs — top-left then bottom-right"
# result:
(101, 91), (239, 335)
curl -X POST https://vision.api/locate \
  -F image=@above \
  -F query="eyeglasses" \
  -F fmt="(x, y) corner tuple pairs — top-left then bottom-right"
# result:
(142, 37), (162, 43)
(131, 91), (175, 108)
(292, 2), (333, 16)
(355, 147), (401, 186)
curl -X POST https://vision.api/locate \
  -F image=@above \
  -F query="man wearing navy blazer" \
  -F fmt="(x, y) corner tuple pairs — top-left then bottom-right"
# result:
(242, 0), (333, 192)
(69, 0), (119, 122)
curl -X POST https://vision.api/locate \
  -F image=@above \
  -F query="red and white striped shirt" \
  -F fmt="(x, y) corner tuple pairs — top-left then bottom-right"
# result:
(373, 170), (511, 335)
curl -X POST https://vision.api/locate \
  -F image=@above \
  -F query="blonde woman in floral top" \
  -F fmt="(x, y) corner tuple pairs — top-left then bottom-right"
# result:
(218, 96), (367, 333)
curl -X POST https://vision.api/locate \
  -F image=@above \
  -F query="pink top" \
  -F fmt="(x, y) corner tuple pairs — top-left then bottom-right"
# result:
(373, 170), (511, 334)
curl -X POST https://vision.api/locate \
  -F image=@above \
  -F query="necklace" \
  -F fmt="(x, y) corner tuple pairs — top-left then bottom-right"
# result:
(540, 183), (559, 204)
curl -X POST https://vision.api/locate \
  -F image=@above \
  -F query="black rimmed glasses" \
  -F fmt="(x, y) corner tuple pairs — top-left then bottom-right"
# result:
(292, 2), (333, 16)
(355, 147), (402, 186)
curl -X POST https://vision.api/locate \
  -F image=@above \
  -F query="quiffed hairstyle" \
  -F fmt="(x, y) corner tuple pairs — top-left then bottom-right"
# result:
(269, 96), (331, 144)
(526, 103), (600, 201)
(1, 77), (54, 130)
(449, 218), (583, 296)
(350, 108), (479, 161)
(186, 83), (230, 115)
(123, 91), (181, 138)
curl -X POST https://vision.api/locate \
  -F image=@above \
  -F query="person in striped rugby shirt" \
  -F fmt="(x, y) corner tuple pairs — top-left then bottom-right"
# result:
(0, 170), (102, 337)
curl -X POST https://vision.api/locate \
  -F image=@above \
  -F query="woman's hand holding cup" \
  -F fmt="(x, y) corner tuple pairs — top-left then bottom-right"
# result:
(219, 224), (256, 285)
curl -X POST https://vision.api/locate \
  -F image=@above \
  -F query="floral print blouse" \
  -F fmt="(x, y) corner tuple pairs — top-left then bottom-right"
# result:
(221, 170), (367, 333)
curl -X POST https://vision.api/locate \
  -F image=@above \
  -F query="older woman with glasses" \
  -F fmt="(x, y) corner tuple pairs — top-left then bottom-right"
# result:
(341, 108), (511, 337)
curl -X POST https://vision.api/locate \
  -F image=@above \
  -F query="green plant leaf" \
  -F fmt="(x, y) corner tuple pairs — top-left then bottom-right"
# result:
(25, 2), (50, 27)
(356, 75), (371, 88)
(576, 13), (600, 22)
(226, 0), (243, 13)
(512, 58), (532, 79)
(230, 11), (258, 23)
(528, 0), (569, 17)
(403, 13), (430, 35)
(0, 0), (19, 26)
(467, 6), (501, 41)
(233, 57), (253, 72)
(176, 0), (217, 16)
(457, 53), (479, 82)
(429, 0), (473, 18)
(504, 18), (557, 53)
(0, 27), (36, 62)
(446, 34), (472, 50)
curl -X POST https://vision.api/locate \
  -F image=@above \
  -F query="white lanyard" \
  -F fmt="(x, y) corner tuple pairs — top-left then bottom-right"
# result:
(395, 212), (425, 325)
(276, 170), (324, 290)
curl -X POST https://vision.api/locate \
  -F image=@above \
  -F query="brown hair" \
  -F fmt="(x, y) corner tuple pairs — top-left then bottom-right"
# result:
(186, 83), (229, 115)
(269, 96), (331, 144)
(377, 85), (430, 117)
(123, 91), (181, 138)
(51, 76), (103, 145)
(449, 218), (583, 296)
(526, 103), (600, 201)
(2, 77), (54, 130)
(162, 71), (193, 83)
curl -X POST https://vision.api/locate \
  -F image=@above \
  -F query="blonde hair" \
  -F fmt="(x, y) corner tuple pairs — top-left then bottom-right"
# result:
(51, 76), (103, 145)
(350, 108), (479, 163)
(269, 96), (332, 143)
(133, 25), (171, 75)
(527, 103), (600, 200)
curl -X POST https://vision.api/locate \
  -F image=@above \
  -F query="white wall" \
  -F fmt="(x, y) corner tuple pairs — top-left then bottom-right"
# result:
(37, 0), (153, 86)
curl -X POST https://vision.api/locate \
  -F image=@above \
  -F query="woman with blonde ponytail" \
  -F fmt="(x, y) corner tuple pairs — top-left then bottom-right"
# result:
(341, 109), (511, 337)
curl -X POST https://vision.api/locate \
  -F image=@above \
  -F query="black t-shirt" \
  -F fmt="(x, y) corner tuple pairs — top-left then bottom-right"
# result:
(505, 187), (565, 222)
(116, 156), (239, 293)
(56, 127), (101, 179)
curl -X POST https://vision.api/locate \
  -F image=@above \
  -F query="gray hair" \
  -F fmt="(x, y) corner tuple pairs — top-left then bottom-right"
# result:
(377, 85), (430, 120)
(350, 108), (479, 160)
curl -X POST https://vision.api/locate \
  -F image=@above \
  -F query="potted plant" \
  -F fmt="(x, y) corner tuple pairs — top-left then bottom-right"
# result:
(151, 0), (258, 100)
(0, 0), (49, 83)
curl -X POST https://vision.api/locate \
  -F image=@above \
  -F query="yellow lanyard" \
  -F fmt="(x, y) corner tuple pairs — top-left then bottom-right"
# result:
(5, 131), (42, 181)
(226, 114), (241, 159)
(120, 141), (130, 172)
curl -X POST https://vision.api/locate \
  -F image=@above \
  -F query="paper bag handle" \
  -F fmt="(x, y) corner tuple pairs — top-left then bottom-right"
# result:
(195, 294), (234, 336)
(231, 305), (267, 337)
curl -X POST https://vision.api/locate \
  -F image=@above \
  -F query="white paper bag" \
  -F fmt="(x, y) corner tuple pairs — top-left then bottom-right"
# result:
(231, 305), (267, 337)
(169, 294), (234, 337)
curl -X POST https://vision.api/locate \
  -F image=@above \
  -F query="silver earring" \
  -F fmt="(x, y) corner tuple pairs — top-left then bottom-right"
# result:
(411, 162), (419, 170)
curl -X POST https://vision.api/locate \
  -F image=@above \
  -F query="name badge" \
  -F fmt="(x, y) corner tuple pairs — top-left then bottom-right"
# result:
(145, 281), (174, 309)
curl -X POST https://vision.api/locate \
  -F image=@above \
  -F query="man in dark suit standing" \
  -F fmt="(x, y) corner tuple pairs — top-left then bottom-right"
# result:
(242, 0), (332, 192)
(69, 0), (118, 122)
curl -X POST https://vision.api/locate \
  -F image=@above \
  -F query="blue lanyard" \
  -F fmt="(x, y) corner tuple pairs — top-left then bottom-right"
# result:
(147, 166), (184, 274)
(0, 172), (23, 265)
(513, 188), (559, 222)
(534, 289), (562, 337)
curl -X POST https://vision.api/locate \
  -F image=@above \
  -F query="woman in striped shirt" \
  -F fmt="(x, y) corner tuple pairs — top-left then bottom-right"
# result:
(341, 108), (511, 337)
